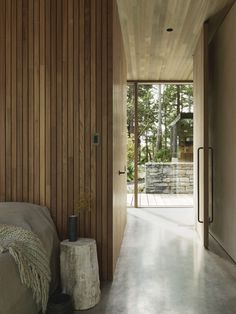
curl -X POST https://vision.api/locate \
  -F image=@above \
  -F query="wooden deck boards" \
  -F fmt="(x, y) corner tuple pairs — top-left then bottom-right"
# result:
(127, 193), (193, 207)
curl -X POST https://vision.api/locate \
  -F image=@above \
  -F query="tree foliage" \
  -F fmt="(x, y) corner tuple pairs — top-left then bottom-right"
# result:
(127, 84), (193, 172)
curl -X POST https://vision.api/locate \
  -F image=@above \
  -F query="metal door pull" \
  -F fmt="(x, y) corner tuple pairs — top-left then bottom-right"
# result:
(197, 146), (214, 224)
(197, 147), (204, 223)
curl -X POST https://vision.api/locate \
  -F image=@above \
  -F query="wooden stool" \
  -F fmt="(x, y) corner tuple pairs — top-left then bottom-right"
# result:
(60, 238), (101, 310)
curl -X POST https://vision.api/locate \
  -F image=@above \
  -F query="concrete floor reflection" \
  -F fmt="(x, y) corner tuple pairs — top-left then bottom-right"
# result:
(75, 207), (236, 314)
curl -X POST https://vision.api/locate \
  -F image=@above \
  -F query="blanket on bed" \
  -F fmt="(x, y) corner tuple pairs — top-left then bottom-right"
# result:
(0, 224), (51, 313)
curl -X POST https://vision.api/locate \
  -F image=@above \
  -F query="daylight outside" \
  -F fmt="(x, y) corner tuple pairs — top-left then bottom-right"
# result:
(127, 84), (194, 207)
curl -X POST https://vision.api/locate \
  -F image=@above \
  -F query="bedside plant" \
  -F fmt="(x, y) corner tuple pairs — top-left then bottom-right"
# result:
(68, 193), (93, 242)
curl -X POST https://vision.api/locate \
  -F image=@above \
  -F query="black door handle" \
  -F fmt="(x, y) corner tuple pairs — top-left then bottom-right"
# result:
(118, 166), (126, 175)
(197, 146), (214, 224)
(197, 147), (204, 223)
(118, 170), (126, 175)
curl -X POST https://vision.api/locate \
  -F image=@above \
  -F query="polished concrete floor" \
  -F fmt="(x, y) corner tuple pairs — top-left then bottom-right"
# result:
(75, 207), (236, 314)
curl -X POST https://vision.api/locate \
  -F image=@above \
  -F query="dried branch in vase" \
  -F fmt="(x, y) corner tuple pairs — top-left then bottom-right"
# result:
(73, 193), (94, 216)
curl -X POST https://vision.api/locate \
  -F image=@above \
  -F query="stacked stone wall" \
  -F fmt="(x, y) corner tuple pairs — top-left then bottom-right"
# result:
(145, 162), (193, 194)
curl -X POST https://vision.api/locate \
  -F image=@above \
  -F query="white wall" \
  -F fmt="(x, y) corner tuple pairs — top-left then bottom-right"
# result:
(209, 2), (236, 261)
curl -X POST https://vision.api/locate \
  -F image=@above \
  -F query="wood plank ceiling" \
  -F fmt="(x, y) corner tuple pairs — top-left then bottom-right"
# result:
(117, 0), (234, 81)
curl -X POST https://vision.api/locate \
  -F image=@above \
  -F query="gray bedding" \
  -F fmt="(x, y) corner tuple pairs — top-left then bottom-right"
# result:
(0, 202), (60, 314)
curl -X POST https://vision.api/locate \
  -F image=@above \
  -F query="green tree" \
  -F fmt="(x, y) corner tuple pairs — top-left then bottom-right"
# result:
(127, 83), (193, 166)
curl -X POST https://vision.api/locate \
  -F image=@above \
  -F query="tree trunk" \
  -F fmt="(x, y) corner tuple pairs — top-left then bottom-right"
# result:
(164, 104), (167, 150)
(170, 85), (180, 160)
(171, 125), (178, 159)
(188, 93), (191, 112)
(145, 133), (148, 162)
(176, 85), (180, 114)
(156, 84), (162, 151)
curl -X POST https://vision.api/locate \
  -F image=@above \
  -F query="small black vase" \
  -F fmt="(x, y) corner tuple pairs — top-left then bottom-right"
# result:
(68, 215), (78, 242)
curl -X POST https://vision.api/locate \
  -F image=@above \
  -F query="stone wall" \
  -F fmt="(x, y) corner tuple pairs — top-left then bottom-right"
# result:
(145, 162), (193, 194)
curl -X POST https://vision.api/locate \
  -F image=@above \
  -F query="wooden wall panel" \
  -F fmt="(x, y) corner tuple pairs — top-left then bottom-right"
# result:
(0, 0), (126, 281)
(45, 0), (51, 208)
(78, 0), (85, 238)
(95, 0), (103, 276)
(56, 0), (63, 239)
(0, 0), (6, 202)
(50, 0), (57, 222)
(34, 0), (40, 204)
(12, 0), (17, 201)
(28, 0), (34, 203)
(101, 0), (108, 280)
(112, 0), (127, 274)
(16, 0), (23, 201)
(6, 0), (12, 201)
(23, 0), (29, 202)
(73, 0), (79, 236)
(90, 0), (96, 242)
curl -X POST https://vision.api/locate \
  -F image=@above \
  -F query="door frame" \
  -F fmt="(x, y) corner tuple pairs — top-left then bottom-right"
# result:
(194, 21), (210, 248)
(203, 21), (210, 248)
(130, 80), (194, 209)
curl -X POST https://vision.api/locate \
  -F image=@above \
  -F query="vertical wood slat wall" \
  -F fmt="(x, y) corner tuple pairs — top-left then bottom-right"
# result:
(0, 0), (126, 280)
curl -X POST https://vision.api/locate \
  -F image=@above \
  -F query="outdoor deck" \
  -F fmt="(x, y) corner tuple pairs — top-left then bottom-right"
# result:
(127, 193), (193, 207)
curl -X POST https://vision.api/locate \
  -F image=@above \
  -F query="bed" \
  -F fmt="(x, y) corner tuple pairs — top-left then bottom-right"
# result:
(0, 202), (60, 314)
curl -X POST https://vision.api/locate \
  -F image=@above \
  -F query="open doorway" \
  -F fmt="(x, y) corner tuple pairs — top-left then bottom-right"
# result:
(127, 83), (194, 210)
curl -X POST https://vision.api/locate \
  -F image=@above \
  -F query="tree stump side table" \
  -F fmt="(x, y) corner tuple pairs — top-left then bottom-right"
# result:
(60, 238), (101, 310)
